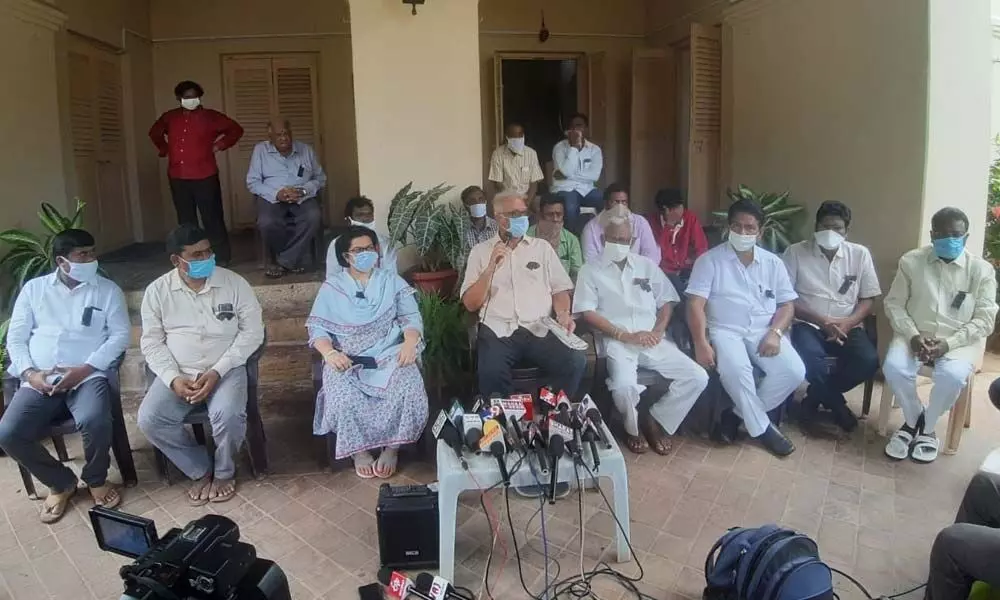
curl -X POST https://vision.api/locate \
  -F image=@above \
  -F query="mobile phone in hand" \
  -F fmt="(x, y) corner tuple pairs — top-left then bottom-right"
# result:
(347, 355), (378, 369)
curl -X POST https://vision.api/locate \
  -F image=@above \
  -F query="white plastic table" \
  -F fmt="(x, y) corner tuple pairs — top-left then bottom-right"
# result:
(435, 424), (631, 581)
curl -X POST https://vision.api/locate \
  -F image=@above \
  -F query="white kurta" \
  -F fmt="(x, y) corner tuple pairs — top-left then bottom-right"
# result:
(573, 253), (708, 436)
(686, 244), (806, 437)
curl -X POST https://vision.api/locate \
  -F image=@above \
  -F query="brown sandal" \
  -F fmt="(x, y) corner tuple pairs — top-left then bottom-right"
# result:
(625, 435), (648, 454)
(187, 476), (212, 506)
(40, 488), (76, 524)
(641, 420), (673, 456)
(89, 485), (121, 509)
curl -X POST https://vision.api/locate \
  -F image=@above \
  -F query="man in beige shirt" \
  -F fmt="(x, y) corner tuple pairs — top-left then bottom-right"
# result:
(883, 207), (998, 463)
(138, 224), (264, 504)
(461, 191), (585, 398)
(488, 122), (544, 210)
(782, 201), (881, 435)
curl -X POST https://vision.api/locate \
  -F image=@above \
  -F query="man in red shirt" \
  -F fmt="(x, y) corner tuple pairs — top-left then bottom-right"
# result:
(150, 81), (243, 265)
(648, 188), (709, 285)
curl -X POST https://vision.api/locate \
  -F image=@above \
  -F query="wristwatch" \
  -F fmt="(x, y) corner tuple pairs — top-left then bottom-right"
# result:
(770, 327), (784, 338)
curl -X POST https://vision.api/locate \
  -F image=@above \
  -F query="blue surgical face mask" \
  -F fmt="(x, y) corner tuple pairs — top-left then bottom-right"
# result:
(351, 250), (379, 273)
(182, 255), (216, 280)
(506, 215), (529, 238)
(932, 236), (966, 260)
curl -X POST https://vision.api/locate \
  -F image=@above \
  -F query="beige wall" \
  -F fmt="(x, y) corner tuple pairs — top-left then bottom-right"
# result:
(0, 0), (69, 231)
(150, 0), (357, 229)
(349, 0), (482, 226)
(723, 0), (930, 284)
(646, 0), (727, 46)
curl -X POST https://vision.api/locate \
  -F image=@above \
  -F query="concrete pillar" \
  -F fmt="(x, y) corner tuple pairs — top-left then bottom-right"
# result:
(347, 0), (482, 227)
(921, 0), (992, 253)
(0, 0), (69, 230)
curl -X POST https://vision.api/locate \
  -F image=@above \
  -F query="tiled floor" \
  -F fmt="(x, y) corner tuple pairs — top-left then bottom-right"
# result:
(1, 361), (999, 600)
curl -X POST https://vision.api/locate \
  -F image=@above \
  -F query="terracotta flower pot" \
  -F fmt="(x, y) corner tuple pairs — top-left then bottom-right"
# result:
(409, 268), (458, 297)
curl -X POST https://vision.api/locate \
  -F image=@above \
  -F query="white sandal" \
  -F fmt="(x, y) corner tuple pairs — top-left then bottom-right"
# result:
(911, 434), (940, 463)
(885, 428), (914, 460)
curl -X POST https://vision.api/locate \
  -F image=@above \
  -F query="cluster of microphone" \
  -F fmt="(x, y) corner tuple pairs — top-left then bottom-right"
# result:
(378, 567), (466, 600)
(431, 388), (611, 503)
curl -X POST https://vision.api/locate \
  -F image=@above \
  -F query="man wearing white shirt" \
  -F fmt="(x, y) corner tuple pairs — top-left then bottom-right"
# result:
(686, 199), (804, 456)
(0, 229), (130, 523)
(574, 208), (708, 455)
(551, 113), (604, 232)
(782, 201), (881, 435)
(139, 225), (264, 505)
(247, 117), (327, 278)
(327, 196), (398, 278)
(882, 207), (998, 463)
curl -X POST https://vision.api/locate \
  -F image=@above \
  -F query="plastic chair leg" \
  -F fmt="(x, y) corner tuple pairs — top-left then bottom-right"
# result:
(18, 464), (37, 500)
(52, 436), (69, 462)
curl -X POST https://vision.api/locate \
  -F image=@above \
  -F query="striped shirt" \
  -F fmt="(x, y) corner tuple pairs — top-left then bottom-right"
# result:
(464, 216), (499, 253)
(488, 145), (544, 195)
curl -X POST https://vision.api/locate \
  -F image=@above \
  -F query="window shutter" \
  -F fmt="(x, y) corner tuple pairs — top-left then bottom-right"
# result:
(687, 23), (722, 217)
(630, 48), (677, 215)
(223, 57), (275, 227)
(273, 55), (320, 152)
(68, 51), (95, 159)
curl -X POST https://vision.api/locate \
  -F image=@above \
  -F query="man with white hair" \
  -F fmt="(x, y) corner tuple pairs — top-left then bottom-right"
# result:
(574, 205), (708, 454)
(461, 191), (586, 399)
(247, 116), (327, 278)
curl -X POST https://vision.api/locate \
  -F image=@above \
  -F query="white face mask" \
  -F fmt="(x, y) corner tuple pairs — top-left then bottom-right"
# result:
(507, 137), (525, 153)
(814, 229), (845, 250)
(349, 218), (376, 231)
(468, 203), (487, 218)
(602, 242), (631, 263)
(729, 232), (758, 252)
(180, 97), (201, 110)
(61, 258), (99, 283)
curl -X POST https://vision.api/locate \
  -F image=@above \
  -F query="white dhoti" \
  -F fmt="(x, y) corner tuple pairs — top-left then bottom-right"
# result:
(882, 336), (976, 433)
(710, 328), (806, 438)
(605, 338), (709, 436)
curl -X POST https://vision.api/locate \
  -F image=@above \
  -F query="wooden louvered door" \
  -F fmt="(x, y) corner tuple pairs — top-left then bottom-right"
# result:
(223, 54), (321, 228)
(687, 24), (722, 217)
(68, 36), (133, 251)
(630, 48), (677, 215)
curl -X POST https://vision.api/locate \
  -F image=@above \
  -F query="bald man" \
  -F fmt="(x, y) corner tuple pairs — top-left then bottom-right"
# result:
(247, 117), (327, 278)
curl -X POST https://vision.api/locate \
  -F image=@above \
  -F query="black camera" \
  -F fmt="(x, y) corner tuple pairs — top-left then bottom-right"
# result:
(90, 506), (291, 600)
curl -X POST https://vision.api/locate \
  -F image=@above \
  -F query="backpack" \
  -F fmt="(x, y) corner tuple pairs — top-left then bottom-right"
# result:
(703, 525), (833, 600)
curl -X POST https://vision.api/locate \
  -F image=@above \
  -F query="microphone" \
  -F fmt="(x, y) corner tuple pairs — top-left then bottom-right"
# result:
(470, 394), (485, 413)
(377, 567), (432, 600)
(547, 414), (572, 503)
(581, 394), (611, 448)
(480, 417), (510, 486)
(448, 399), (465, 434)
(431, 409), (467, 469)
(414, 572), (462, 600)
(462, 413), (483, 452)
(526, 421), (549, 473)
(539, 387), (558, 410)
(575, 406), (601, 471)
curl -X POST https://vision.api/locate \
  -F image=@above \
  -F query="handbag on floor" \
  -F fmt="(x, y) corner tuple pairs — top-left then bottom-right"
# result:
(703, 524), (833, 600)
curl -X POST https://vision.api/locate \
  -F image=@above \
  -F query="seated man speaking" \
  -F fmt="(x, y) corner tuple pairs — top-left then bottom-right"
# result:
(247, 116), (327, 278)
(782, 201), (881, 435)
(574, 205), (708, 455)
(687, 199), (805, 457)
(138, 224), (264, 505)
(461, 191), (586, 398)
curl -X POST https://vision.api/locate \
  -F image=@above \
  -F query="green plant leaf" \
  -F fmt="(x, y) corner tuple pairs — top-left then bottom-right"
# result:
(38, 203), (67, 235)
(69, 198), (86, 229)
(0, 229), (44, 253)
(765, 206), (804, 219)
(737, 184), (755, 201)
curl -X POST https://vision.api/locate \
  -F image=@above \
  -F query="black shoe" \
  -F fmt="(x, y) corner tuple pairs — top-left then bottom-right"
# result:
(829, 402), (858, 433)
(759, 425), (796, 457)
(711, 410), (741, 445)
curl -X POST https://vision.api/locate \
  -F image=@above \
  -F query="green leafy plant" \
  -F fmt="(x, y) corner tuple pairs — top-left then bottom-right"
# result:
(0, 199), (86, 364)
(416, 291), (470, 400)
(387, 183), (468, 273)
(712, 184), (806, 253)
(985, 138), (1000, 305)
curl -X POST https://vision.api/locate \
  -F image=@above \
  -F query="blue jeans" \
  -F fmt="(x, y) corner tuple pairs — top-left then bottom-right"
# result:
(557, 189), (604, 232)
(790, 322), (878, 411)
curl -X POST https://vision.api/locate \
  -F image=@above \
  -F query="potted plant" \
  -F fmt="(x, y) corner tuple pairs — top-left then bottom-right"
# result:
(416, 291), (471, 403)
(0, 199), (87, 362)
(713, 184), (806, 253)
(387, 183), (468, 296)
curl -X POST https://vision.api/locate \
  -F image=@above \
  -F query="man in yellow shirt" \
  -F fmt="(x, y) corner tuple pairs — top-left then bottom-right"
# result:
(882, 207), (998, 463)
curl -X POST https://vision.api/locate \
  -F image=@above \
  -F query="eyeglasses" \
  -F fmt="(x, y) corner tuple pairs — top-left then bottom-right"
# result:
(347, 246), (376, 254)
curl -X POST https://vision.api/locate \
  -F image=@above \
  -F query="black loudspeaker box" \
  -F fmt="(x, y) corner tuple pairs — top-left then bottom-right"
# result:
(376, 483), (440, 570)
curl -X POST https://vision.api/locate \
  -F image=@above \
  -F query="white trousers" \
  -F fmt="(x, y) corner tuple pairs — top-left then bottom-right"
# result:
(882, 338), (974, 433)
(605, 338), (709, 437)
(711, 328), (806, 438)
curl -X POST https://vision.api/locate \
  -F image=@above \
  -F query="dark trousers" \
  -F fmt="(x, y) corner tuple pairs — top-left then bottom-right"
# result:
(169, 175), (231, 263)
(256, 197), (321, 269)
(557, 189), (604, 233)
(790, 322), (878, 411)
(477, 326), (587, 399)
(0, 379), (112, 491)
(927, 471), (1000, 600)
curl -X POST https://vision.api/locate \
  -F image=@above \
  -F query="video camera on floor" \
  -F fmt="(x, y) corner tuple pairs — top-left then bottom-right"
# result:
(89, 506), (292, 600)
